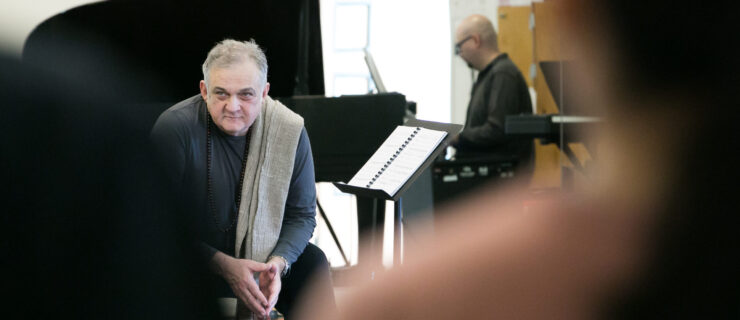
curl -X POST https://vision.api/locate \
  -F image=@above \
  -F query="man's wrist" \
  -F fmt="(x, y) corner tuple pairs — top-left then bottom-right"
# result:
(210, 251), (230, 276)
(268, 255), (289, 276)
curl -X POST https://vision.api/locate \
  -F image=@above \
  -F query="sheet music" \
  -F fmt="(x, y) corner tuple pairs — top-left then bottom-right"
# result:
(348, 126), (447, 196)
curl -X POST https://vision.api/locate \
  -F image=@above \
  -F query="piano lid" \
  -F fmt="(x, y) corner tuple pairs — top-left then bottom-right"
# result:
(22, 0), (324, 103)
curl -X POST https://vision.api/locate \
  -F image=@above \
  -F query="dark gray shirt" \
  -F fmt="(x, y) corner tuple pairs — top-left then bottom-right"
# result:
(150, 95), (316, 265)
(455, 53), (533, 165)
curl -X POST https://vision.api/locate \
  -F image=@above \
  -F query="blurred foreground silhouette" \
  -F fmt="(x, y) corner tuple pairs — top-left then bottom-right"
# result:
(0, 49), (220, 319)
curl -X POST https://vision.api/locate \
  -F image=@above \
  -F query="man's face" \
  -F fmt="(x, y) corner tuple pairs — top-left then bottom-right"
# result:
(454, 28), (476, 69)
(200, 60), (269, 136)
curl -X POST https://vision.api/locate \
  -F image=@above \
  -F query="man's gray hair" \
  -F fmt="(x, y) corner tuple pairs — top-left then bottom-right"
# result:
(202, 38), (268, 89)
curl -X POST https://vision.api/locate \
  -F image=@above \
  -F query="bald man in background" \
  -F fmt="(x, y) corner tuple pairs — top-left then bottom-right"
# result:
(452, 14), (533, 175)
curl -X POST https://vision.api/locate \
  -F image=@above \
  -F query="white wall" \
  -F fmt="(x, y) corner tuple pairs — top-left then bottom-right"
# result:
(0, 0), (104, 56)
(368, 0), (451, 122)
(321, 0), (451, 122)
(449, 0), (500, 125)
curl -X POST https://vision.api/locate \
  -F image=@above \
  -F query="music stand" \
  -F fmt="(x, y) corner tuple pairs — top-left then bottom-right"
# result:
(334, 119), (462, 267)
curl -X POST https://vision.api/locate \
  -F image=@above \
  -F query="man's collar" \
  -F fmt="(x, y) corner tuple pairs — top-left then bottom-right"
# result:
(479, 53), (508, 75)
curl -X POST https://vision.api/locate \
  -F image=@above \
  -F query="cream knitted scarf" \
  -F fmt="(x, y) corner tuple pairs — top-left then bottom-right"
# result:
(233, 96), (303, 319)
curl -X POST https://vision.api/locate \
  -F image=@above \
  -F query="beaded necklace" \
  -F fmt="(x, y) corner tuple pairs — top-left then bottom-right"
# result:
(206, 112), (251, 233)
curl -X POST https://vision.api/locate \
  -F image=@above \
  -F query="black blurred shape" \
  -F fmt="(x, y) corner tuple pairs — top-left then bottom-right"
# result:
(0, 52), (219, 319)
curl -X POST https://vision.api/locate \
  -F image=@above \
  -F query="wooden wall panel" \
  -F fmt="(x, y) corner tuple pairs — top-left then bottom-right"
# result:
(529, 1), (592, 190)
(495, 2), (592, 190)
(530, 1), (565, 189)
(533, 1), (563, 62)
(497, 6), (533, 87)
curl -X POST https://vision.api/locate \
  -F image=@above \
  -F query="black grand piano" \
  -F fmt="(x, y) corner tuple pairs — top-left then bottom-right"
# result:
(24, 0), (405, 272)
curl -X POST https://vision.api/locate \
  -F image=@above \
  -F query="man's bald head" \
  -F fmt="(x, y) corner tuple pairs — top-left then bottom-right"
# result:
(455, 14), (500, 70)
(457, 14), (498, 50)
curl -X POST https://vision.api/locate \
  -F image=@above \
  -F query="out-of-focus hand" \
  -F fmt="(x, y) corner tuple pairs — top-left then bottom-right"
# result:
(211, 252), (272, 318)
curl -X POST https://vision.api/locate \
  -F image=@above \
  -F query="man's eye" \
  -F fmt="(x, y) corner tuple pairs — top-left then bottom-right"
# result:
(216, 92), (227, 96)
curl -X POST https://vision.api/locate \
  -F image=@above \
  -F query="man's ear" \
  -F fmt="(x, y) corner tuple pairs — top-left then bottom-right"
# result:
(472, 34), (482, 48)
(262, 82), (270, 99)
(200, 80), (208, 101)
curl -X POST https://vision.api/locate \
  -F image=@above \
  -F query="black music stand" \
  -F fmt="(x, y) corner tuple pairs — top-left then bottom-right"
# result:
(333, 119), (462, 267)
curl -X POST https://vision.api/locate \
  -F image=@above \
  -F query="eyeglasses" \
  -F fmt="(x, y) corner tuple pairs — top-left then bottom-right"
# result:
(454, 36), (473, 55)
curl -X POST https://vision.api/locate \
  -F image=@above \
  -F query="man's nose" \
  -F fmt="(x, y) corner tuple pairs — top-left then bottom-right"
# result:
(226, 95), (240, 112)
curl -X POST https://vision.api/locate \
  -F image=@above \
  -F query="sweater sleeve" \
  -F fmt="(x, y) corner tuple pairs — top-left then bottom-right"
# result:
(270, 128), (317, 264)
(149, 109), (189, 187)
(458, 73), (521, 149)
